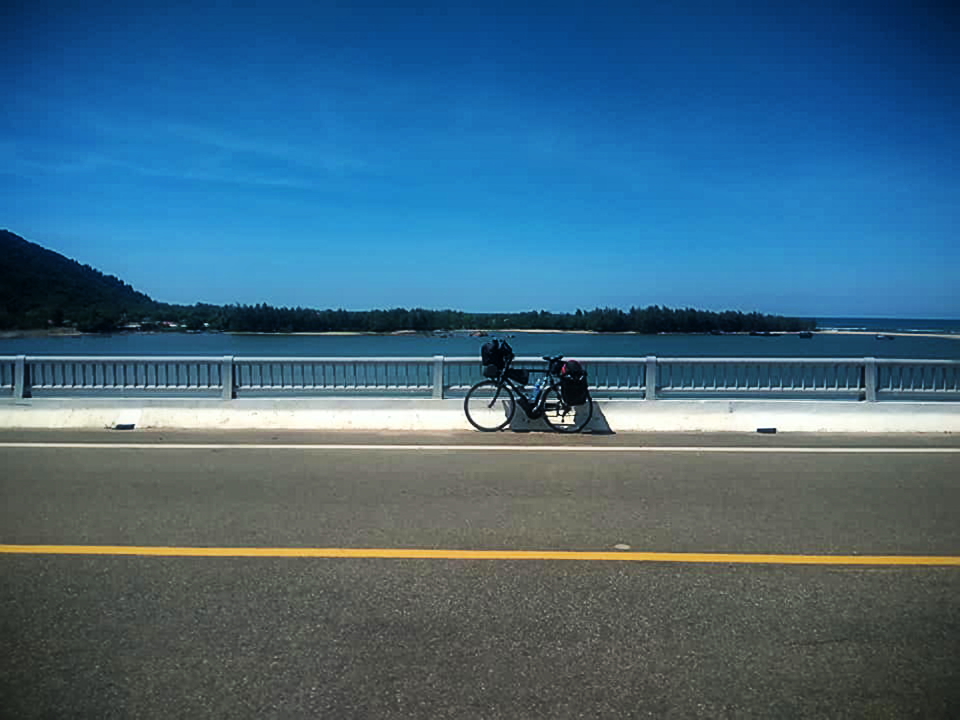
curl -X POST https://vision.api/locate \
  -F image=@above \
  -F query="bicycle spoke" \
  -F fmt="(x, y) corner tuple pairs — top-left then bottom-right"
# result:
(542, 385), (593, 433)
(464, 380), (516, 431)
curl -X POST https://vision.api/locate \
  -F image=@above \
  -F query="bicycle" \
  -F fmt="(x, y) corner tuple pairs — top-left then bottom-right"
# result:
(463, 343), (593, 433)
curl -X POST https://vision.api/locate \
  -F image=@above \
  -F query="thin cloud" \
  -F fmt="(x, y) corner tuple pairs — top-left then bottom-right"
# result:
(155, 120), (373, 175)
(74, 107), (374, 177)
(0, 142), (322, 190)
(3, 102), (374, 189)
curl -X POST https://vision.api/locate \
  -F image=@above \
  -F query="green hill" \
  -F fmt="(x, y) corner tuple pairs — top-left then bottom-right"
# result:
(0, 229), (159, 331)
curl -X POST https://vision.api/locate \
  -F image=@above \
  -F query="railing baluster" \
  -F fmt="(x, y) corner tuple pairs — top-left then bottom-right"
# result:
(2, 356), (955, 401)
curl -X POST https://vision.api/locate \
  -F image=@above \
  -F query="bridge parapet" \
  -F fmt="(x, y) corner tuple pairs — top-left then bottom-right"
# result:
(2, 355), (958, 402)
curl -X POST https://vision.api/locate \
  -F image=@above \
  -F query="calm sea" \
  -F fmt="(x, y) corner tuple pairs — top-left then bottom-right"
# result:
(1, 318), (958, 359)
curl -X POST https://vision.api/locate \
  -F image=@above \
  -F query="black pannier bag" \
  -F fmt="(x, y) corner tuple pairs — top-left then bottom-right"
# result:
(481, 339), (513, 378)
(505, 367), (529, 385)
(560, 360), (589, 406)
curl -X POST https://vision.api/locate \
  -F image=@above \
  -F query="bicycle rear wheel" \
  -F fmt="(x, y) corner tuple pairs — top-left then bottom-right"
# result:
(541, 385), (593, 433)
(464, 380), (516, 431)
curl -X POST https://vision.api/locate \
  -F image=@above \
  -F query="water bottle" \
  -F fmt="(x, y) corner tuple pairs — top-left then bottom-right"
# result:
(532, 378), (543, 403)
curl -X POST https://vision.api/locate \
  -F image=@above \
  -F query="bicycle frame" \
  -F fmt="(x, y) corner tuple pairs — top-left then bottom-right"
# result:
(488, 358), (558, 420)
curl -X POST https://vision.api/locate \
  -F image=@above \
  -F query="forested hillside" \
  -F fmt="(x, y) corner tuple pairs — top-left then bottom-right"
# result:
(1, 230), (815, 333)
(0, 230), (158, 331)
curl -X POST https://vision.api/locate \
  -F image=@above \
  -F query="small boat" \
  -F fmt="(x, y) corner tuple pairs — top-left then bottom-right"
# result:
(798, 331), (814, 339)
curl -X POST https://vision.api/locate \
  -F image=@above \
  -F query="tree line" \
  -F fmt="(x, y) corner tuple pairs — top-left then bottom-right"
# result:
(1, 230), (816, 334)
(154, 303), (815, 334)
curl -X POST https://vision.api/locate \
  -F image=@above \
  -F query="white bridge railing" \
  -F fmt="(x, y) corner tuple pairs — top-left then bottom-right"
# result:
(2, 355), (958, 402)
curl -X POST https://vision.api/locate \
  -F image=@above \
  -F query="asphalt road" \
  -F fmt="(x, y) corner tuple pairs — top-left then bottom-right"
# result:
(1, 430), (959, 718)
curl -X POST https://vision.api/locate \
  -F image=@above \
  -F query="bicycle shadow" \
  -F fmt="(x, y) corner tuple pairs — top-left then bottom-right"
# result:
(508, 403), (615, 434)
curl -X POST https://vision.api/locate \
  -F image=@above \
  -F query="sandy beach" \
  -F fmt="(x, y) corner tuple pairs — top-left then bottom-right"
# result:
(816, 330), (960, 340)
(0, 329), (84, 339)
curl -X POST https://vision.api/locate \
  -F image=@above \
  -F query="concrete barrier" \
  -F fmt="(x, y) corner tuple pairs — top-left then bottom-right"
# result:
(1, 398), (958, 433)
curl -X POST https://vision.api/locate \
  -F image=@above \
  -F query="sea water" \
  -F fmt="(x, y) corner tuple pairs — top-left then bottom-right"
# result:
(1, 318), (958, 359)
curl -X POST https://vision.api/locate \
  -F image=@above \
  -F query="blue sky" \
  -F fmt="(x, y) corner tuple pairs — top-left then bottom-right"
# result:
(3, 0), (958, 317)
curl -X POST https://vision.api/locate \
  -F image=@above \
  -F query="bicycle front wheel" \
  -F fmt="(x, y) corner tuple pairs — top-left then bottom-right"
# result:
(542, 385), (593, 433)
(464, 380), (516, 431)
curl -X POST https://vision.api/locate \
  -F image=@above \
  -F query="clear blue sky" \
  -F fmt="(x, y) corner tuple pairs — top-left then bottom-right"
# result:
(3, 0), (958, 317)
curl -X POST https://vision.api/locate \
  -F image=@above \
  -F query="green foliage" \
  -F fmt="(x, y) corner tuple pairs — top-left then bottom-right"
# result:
(198, 304), (814, 334)
(1, 229), (817, 334)
(0, 229), (156, 332)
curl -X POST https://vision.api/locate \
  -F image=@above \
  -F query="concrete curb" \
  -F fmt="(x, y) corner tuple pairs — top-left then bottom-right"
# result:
(598, 400), (960, 433)
(1, 398), (958, 433)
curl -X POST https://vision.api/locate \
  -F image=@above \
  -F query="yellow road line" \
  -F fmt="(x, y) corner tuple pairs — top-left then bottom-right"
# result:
(1, 545), (958, 565)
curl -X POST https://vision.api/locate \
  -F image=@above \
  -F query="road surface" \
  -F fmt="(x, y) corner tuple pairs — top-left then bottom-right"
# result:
(1, 430), (959, 718)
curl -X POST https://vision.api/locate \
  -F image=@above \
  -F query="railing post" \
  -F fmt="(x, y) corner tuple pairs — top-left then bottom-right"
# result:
(222, 355), (235, 400)
(432, 355), (445, 399)
(863, 357), (878, 402)
(14, 355), (26, 399)
(645, 356), (657, 401)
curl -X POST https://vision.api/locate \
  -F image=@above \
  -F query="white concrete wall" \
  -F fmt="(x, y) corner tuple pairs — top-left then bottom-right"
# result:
(1, 398), (958, 433)
(596, 399), (960, 433)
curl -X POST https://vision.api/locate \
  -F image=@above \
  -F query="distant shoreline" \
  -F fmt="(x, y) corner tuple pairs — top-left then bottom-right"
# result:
(816, 330), (960, 340)
(0, 329), (84, 339)
(3, 328), (958, 340)
(229, 331), (379, 336)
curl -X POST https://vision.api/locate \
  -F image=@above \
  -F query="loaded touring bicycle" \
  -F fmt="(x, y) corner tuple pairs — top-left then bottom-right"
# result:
(463, 339), (593, 433)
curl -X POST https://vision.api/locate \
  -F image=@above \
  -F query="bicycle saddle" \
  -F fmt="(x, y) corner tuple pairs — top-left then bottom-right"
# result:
(543, 354), (563, 363)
